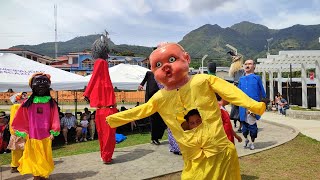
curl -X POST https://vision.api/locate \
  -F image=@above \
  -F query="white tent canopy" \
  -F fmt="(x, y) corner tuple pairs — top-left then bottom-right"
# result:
(85, 63), (149, 90)
(0, 53), (88, 92)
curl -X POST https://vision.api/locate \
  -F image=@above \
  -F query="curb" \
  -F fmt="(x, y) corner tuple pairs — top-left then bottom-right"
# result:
(238, 119), (299, 158)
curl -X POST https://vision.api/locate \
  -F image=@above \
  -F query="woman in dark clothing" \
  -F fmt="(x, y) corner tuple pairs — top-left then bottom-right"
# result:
(138, 71), (166, 145)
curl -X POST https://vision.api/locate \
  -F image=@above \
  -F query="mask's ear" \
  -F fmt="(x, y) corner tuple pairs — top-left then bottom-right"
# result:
(183, 52), (191, 64)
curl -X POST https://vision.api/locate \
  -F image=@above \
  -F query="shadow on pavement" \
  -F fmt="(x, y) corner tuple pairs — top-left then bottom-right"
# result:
(53, 160), (64, 166)
(49, 171), (98, 180)
(114, 148), (154, 164)
(252, 141), (277, 150)
(1, 166), (11, 172)
(4, 174), (32, 180)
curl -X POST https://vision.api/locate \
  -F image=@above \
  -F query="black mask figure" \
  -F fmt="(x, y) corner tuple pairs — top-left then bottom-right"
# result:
(23, 73), (55, 108)
(31, 75), (51, 96)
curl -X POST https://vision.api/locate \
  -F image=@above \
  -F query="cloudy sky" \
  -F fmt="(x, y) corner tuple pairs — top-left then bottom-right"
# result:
(0, 0), (319, 49)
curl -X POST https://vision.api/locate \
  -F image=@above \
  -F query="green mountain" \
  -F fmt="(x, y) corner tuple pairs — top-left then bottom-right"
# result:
(179, 21), (320, 67)
(13, 34), (153, 57)
(12, 21), (320, 67)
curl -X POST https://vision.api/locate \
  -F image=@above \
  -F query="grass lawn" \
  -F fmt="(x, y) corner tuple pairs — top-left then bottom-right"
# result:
(239, 133), (320, 180)
(0, 131), (168, 166)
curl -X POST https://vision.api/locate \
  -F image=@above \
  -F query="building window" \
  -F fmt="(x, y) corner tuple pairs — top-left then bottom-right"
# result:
(32, 56), (37, 61)
(72, 57), (78, 64)
(82, 59), (93, 69)
(26, 55), (31, 59)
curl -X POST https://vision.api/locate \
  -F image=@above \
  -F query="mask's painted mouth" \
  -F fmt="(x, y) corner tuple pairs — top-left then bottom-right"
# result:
(166, 71), (172, 78)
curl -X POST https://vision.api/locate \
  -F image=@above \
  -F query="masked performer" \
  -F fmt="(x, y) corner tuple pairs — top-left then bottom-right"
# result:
(7, 92), (28, 173)
(83, 33), (117, 164)
(228, 51), (245, 131)
(11, 73), (60, 180)
(107, 43), (266, 179)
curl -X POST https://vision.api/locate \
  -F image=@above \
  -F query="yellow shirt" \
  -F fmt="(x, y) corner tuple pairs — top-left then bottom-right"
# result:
(107, 74), (265, 159)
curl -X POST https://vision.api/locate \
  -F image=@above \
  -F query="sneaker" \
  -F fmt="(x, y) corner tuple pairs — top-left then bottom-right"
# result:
(84, 138), (87, 142)
(65, 141), (68, 145)
(244, 139), (249, 148)
(173, 151), (182, 155)
(250, 143), (255, 150)
(75, 139), (79, 143)
(151, 139), (161, 145)
(154, 139), (161, 145)
(80, 138), (83, 142)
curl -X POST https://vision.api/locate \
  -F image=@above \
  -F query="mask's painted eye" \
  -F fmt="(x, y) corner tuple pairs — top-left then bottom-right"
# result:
(169, 57), (176, 63)
(156, 62), (162, 68)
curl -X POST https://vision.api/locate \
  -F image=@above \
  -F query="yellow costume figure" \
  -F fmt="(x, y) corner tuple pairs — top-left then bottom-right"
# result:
(9, 104), (24, 168)
(12, 74), (60, 179)
(107, 43), (266, 179)
(7, 92), (28, 173)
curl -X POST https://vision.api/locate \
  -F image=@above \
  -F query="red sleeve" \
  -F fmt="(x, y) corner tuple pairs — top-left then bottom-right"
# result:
(220, 108), (234, 144)
(11, 105), (29, 134)
(50, 103), (60, 132)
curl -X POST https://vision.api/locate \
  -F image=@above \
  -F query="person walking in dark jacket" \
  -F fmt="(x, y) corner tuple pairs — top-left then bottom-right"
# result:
(138, 71), (166, 145)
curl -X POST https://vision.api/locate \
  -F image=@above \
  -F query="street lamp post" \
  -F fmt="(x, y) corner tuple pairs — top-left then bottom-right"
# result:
(201, 54), (208, 74)
(266, 38), (273, 55)
(226, 44), (237, 55)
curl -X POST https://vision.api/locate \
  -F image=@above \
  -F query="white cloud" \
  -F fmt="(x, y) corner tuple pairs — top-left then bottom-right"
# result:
(0, 0), (319, 49)
(261, 11), (320, 29)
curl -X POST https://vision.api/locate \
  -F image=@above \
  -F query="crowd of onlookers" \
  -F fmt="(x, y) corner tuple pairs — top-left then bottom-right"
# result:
(268, 93), (289, 115)
(58, 107), (96, 145)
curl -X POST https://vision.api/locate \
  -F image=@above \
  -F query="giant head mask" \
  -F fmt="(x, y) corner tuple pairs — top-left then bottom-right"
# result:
(149, 43), (190, 90)
(91, 33), (110, 61)
(29, 73), (51, 96)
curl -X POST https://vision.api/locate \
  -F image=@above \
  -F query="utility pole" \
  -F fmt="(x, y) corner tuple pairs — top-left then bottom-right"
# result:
(54, 4), (58, 59)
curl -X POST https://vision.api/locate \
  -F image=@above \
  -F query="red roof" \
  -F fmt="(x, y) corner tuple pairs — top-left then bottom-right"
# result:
(56, 55), (69, 61)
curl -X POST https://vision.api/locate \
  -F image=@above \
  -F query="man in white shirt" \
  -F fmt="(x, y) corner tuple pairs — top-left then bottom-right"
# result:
(60, 110), (82, 144)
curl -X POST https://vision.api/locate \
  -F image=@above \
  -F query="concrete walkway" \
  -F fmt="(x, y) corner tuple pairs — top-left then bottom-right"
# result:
(2, 110), (319, 180)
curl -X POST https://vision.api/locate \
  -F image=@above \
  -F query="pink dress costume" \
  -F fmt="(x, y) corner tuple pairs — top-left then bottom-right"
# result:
(11, 98), (60, 178)
(84, 59), (117, 163)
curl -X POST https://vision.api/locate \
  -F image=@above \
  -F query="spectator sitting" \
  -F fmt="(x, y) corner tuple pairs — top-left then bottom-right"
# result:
(0, 111), (10, 154)
(279, 95), (289, 115)
(88, 111), (96, 140)
(60, 110), (82, 145)
(80, 114), (89, 142)
(58, 106), (64, 120)
(83, 107), (91, 118)
(271, 101), (277, 112)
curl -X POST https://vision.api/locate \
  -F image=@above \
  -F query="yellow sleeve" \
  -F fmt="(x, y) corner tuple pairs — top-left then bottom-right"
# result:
(9, 104), (21, 135)
(107, 98), (158, 128)
(208, 75), (266, 116)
